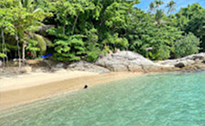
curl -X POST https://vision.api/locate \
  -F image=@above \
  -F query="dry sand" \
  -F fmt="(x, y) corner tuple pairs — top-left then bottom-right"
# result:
(0, 70), (99, 92)
(0, 70), (143, 111)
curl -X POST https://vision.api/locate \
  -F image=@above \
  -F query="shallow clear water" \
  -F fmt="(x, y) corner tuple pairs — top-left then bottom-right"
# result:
(0, 72), (205, 126)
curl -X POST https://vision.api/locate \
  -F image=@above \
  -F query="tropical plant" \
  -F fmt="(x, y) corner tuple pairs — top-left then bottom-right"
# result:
(26, 33), (53, 54)
(166, 0), (176, 14)
(53, 35), (85, 61)
(154, 0), (164, 8)
(126, 9), (182, 60)
(0, 0), (204, 63)
(0, 1), (15, 65)
(85, 42), (102, 62)
(155, 9), (165, 25)
(184, 11), (205, 51)
(149, 2), (156, 14)
(102, 33), (129, 50)
(176, 3), (205, 51)
(176, 3), (204, 30)
(10, 0), (51, 64)
(0, 53), (7, 58)
(175, 33), (200, 58)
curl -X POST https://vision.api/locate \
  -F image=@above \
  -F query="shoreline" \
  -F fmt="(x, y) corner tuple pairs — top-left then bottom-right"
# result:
(0, 70), (99, 92)
(1, 68), (204, 112)
(0, 71), (144, 111)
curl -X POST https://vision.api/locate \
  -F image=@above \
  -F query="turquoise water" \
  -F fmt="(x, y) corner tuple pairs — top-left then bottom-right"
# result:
(0, 72), (205, 126)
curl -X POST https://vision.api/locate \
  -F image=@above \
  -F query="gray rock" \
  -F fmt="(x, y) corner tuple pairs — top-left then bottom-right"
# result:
(68, 61), (110, 73)
(156, 53), (205, 68)
(56, 63), (64, 68)
(96, 51), (163, 72)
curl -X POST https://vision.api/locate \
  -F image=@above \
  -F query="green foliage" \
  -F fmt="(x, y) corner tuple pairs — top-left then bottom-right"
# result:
(102, 33), (128, 50)
(154, 0), (164, 7)
(0, 0), (204, 63)
(84, 28), (102, 62)
(154, 9), (165, 25)
(184, 11), (205, 51)
(48, 0), (138, 61)
(29, 33), (53, 53)
(85, 42), (102, 62)
(26, 39), (40, 52)
(175, 33), (200, 58)
(176, 3), (204, 30)
(166, 0), (176, 14)
(26, 39), (40, 57)
(53, 35), (85, 61)
(175, 3), (205, 51)
(0, 53), (6, 58)
(126, 9), (182, 60)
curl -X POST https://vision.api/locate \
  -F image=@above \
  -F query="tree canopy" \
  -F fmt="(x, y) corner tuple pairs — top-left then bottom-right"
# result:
(0, 0), (204, 64)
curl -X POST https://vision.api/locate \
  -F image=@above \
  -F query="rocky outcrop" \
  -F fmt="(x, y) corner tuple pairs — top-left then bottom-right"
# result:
(156, 53), (205, 71)
(156, 53), (205, 67)
(67, 61), (110, 73)
(96, 51), (170, 72)
(95, 51), (205, 72)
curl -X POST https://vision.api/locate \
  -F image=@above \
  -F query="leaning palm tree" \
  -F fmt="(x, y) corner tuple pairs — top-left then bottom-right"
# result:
(166, 0), (176, 14)
(155, 9), (165, 25)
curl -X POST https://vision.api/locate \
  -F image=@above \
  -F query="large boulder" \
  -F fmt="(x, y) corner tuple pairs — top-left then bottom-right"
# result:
(96, 51), (163, 72)
(67, 61), (110, 73)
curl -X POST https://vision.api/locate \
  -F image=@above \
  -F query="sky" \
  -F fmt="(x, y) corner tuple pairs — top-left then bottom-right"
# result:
(136, 0), (205, 14)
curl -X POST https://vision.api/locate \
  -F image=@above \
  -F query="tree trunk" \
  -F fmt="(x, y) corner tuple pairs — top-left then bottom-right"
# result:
(16, 35), (21, 69)
(1, 29), (9, 66)
(72, 13), (80, 34)
(22, 41), (26, 65)
(63, 25), (66, 35)
(1, 29), (5, 67)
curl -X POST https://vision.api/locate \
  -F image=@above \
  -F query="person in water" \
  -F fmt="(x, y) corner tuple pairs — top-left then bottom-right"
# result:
(84, 85), (88, 89)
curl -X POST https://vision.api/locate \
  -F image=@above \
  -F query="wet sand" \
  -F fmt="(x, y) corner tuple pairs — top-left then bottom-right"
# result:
(0, 71), (143, 111)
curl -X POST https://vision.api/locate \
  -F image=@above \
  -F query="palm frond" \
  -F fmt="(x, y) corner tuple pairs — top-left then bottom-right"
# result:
(27, 32), (53, 53)
(155, 9), (164, 25)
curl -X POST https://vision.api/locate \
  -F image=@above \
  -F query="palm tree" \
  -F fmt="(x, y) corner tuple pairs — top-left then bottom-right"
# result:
(26, 32), (53, 54)
(154, 0), (164, 8)
(166, 0), (176, 14)
(149, 2), (156, 15)
(155, 9), (165, 25)
(18, 0), (52, 64)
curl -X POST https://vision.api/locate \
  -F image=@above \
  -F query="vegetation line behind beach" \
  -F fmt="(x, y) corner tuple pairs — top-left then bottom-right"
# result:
(0, 0), (204, 66)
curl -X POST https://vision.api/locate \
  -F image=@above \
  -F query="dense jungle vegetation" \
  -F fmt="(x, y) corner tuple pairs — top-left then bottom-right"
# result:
(0, 0), (204, 65)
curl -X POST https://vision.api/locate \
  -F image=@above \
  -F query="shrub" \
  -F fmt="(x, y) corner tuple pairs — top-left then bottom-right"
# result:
(174, 33), (200, 58)
(53, 35), (85, 61)
(85, 43), (102, 62)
